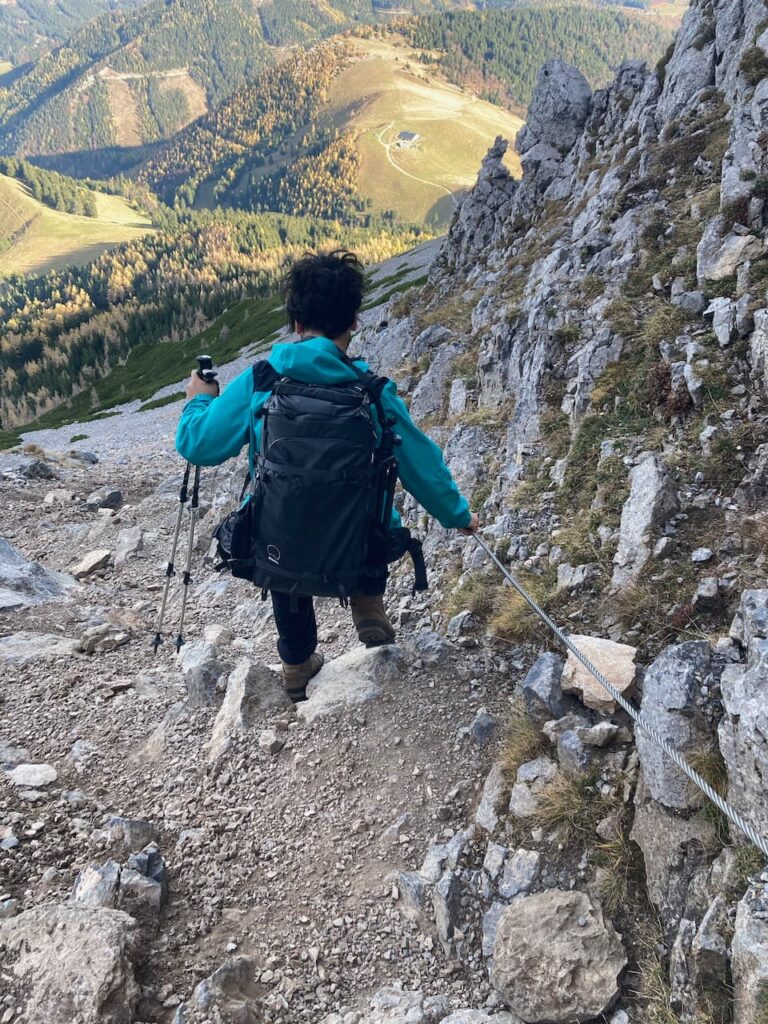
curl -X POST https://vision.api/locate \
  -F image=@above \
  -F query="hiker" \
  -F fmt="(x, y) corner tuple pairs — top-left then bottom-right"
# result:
(176, 249), (478, 700)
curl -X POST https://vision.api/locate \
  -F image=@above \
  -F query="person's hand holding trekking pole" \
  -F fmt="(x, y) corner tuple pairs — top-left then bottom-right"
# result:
(186, 354), (220, 399)
(458, 512), (480, 536)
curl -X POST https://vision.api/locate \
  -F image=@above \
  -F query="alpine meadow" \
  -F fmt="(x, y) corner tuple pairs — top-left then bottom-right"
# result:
(4, 3), (768, 1024)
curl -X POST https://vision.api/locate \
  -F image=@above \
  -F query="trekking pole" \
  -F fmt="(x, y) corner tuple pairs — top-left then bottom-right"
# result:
(175, 463), (201, 652)
(152, 355), (219, 653)
(153, 461), (192, 653)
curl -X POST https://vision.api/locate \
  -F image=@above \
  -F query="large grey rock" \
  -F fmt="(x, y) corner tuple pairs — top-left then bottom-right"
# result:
(114, 527), (144, 564)
(359, 984), (451, 1024)
(517, 61), (592, 156)
(750, 310), (768, 396)
(0, 904), (140, 1023)
(499, 849), (541, 899)
(0, 452), (59, 481)
(697, 217), (766, 283)
(475, 762), (508, 833)
(409, 342), (464, 423)
(612, 454), (678, 589)
(732, 886), (768, 1024)
(208, 659), (290, 760)
(0, 632), (79, 663)
(433, 869), (462, 949)
(631, 779), (718, 938)
(521, 652), (575, 726)
(72, 860), (121, 909)
(174, 957), (260, 1024)
(729, 590), (768, 649)
(636, 641), (713, 812)
(431, 137), (518, 280)
(297, 645), (405, 725)
(719, 639), (768, 842)
(491, 890), (626, 1022)
(176, 640), (222, 706)
(0, 537), (76, 610)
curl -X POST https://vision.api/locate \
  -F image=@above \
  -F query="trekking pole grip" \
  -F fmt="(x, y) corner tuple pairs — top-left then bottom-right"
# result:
(196, 354), (220, 395)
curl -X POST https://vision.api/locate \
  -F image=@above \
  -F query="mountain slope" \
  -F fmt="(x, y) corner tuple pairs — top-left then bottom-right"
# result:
(0, 0), (273, 158)
(0, 171), (153, 276)
(0, 0), (143, 66)
(139, 37), (524, 229)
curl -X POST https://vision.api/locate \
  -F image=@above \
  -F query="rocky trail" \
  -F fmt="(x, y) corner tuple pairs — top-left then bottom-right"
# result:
(0, 446), (523, 1022)
(4, 0), (768, 1020)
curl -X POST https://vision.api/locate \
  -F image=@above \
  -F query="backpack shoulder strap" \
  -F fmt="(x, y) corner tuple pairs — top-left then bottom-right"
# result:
(336, 350), (396, 453)
(253, 359), (280, 393)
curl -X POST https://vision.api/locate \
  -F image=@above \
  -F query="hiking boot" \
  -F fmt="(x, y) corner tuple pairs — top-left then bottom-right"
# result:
(282, 651), (324, 703)
(351, 594), (396, 648)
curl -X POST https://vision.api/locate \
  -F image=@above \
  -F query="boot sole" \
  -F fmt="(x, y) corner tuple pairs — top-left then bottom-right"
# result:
(357, 624), (396, 648)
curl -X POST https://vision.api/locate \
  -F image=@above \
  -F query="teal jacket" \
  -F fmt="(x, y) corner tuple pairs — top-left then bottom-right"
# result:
(175, 336), (471, 530)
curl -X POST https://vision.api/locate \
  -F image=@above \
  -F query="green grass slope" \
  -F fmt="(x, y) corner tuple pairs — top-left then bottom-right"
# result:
(336, 38), (524, 226)
(0, 174), (153, 276)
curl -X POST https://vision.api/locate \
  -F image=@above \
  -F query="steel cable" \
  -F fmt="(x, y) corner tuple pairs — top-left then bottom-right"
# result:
(472, 533), (768, 859)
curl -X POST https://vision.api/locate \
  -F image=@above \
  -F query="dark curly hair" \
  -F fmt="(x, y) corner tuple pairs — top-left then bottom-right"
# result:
(282, 249), (365, 340)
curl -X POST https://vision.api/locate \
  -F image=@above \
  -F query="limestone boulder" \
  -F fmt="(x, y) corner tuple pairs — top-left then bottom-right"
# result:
(612, 454), (678, 590)
(173, 957), (260, 1024)
(208, 659), (290, 761)
(0, 537), (76, 610)
(561, 636), (637, 714)
(491, 890), (626, 1022)
(631, 779), (718, 938)
(297, 645), (405, 725)
(517, 61), (592, 156)
(719, 638), (768, 843)
(0, 904), (140, 1023)
(732, 885), (768, 1024)
(0, 632), (79, 663)
(636, 641), (713, 812)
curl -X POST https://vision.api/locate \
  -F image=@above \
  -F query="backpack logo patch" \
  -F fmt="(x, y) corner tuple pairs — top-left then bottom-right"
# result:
(267, 544), (281, 565)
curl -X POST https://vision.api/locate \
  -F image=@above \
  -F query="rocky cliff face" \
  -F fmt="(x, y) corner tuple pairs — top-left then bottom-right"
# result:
(355, 0), (768, 1020)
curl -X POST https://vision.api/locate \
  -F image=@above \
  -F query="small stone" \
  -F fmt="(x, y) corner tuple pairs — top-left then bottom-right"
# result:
(691, 548), (713, 564)
(693, 578), (721, 614)
(258, 729), (285, 755)
(72, 550), (112, 580)
(499, 849), (541, 899)
(6, 763), (57, 787)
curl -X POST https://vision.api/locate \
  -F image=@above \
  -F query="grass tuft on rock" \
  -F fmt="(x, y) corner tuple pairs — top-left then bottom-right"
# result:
(501, 697), (547, 779)
(529, 771), (608, 841)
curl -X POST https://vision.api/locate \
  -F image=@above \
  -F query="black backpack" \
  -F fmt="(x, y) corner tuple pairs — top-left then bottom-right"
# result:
(214, 352), (427, 601)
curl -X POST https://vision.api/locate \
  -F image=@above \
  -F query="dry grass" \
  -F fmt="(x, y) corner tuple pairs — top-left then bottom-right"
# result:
(501, 697), (547, 778)
(416, 293), (475, 333)
(490, 583), (550, 644)
(596, 824), (641, 914)
(528, 771), (609, 841)
(689, 743), (731, 845)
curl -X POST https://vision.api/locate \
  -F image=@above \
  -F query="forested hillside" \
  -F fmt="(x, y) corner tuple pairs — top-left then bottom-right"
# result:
(137, 42), (351, 208)
(0, 209), (429, 432)
(0, 0), (143, 65)
(0, 0), (273, 159)
(395, 6), (673, 109)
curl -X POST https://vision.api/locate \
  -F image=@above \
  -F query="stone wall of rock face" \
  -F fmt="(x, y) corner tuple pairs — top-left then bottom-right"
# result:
(353, 2), (768, 1019)
(359, 0), (768, 496)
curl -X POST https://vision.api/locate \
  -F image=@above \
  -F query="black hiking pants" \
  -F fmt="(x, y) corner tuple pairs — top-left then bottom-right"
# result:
(271, 575), (386, 665)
